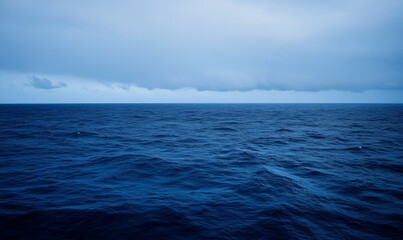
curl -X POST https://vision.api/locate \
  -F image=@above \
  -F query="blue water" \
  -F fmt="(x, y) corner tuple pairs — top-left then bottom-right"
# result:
(0, 104), (402, 239)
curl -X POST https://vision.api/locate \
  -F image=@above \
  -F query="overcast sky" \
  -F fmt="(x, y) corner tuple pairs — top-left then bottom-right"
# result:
(0, 0), (402, 103)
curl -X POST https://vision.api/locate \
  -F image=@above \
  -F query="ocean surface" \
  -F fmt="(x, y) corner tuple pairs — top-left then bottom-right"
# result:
(0, 104), (402, 239)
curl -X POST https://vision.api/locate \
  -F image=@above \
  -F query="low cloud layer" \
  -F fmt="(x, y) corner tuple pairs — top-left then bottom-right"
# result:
(1, 73), (402, 103)
(0, 0), (402, 92)
(28, 76), (66, 89)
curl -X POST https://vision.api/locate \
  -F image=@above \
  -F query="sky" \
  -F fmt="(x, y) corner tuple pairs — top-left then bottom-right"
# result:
(0, 0), (402, 103)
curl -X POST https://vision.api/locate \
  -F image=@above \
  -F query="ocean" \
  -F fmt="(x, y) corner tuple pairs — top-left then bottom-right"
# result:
(0, 104), (402, 239)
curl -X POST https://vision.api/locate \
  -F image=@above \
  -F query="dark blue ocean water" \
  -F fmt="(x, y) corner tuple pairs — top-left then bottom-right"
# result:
(0, 104), (402, 239)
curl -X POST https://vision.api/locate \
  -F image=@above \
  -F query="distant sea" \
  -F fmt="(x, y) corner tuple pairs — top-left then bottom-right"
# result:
(0, 104), (402, 239)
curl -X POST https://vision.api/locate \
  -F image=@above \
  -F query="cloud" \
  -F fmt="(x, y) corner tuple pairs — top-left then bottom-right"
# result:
(0, 71), (402, 103)
(28, 76), (66, 89)
(0, 0), (402, 92)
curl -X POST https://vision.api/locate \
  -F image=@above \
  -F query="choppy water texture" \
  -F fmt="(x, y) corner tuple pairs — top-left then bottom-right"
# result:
(0, 104), (402, 239)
